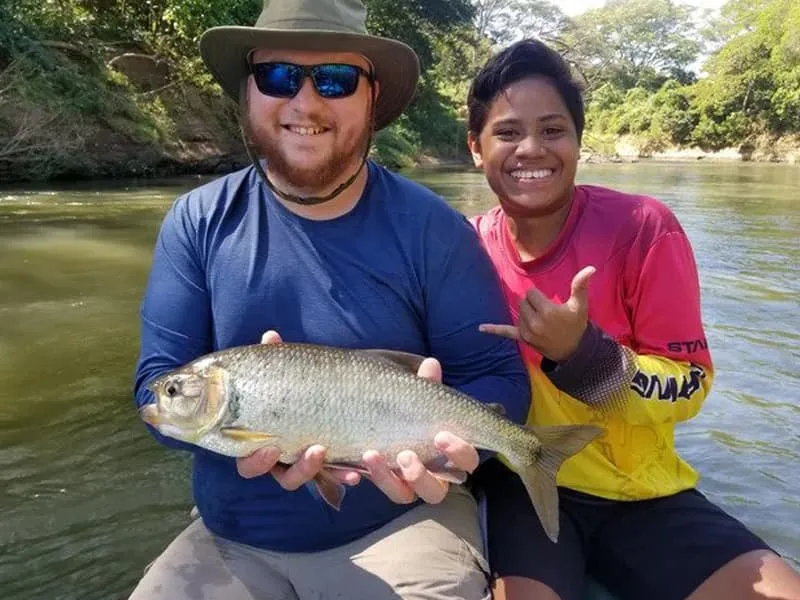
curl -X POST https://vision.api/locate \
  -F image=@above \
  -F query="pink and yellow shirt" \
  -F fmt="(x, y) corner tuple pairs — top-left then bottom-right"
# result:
(472, 185), (714, 500)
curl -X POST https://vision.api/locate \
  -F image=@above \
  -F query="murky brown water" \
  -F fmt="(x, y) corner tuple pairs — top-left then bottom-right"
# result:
(1, 161), (798, 599)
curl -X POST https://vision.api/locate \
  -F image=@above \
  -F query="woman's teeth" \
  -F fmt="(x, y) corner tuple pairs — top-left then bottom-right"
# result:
(511, 169), (553, 180)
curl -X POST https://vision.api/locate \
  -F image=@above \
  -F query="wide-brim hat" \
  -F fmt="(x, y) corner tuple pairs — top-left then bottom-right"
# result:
(199, 0), (420, 131)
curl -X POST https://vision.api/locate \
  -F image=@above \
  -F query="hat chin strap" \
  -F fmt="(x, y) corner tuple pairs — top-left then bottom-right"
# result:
(245, 133), (371, 207)
(243, 81), (377, 207)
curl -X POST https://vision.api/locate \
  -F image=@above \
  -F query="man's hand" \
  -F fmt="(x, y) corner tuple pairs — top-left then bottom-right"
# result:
(480, 266), (596, 362)
(238, 330), (481, 506)
(362, 430), (479, 505)
(361, 354), (480, 505)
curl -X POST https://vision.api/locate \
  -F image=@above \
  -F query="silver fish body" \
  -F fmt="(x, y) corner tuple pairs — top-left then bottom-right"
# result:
(142, 342), (603, 542)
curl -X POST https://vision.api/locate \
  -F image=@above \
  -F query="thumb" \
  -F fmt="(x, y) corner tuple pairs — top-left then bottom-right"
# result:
(261, 330), (283, 345)
(569, 266), (596, 308)
(416, 357), (442, 384)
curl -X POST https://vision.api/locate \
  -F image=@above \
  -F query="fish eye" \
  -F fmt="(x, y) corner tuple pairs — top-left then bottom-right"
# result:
(166, 383), (178, 397)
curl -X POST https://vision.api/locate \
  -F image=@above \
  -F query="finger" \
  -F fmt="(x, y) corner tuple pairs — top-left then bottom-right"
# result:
(569, 266), (596, 308)
(237, 446), (282, 479)
(397, 450), (449, 504)
(524, 286), (548, 311)
(478, 323), (520, 340)
(261, 330), (282, 345)
(362, 450), (416, 504)
(518, 297), (542, 336)
(328, 469), (362, 486)
(518, 315), (548, 353)
(272, 445), (327, 491)
(272, 462), (361, 486)
(261, 330), (282, 344)
(434, 431), (480, 474)
(417, 357), (442, 383)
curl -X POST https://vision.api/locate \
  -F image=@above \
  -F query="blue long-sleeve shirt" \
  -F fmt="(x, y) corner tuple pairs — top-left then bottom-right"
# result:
(133, 161), (530, 552)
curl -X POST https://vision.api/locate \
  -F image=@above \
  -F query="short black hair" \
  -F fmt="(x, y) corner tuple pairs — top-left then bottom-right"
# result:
(467, 38), (585, 142)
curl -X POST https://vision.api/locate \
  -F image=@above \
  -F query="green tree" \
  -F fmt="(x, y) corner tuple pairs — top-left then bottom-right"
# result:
(476, 0), (572, 46)
(692, 0), (799, 147)
(564, 0), (700, 91)
(364, 0), (477, 161)
(365, 0), (474, 71)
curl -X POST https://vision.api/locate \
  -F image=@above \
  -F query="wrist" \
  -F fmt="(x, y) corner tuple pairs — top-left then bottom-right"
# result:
(541, 322), (600, 374)
(547, 323), (589, 363)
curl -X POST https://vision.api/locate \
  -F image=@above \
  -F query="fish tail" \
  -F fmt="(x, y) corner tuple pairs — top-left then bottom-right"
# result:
(504, 424), (603, 543)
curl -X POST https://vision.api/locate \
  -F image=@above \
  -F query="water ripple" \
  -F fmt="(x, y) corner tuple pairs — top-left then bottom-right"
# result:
(2, 163), (800, 599)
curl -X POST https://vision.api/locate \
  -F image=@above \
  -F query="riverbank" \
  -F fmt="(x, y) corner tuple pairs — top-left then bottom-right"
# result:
(0, 39), (465, 184)
(581, 134), (800, 165)
(0, 46), (252, 184)
(4, 87), (798, 183)
(617, 135), (800, 164)
(2, 45), (798, 185)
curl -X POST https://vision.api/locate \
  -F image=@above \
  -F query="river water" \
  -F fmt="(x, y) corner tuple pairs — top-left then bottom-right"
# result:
(1, 161), (798, 599)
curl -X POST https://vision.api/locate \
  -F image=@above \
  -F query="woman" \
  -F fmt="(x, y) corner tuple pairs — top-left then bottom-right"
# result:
(467, 38), (800, 600)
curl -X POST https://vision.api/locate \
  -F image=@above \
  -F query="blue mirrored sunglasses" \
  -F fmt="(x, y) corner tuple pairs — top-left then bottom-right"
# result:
(250, 61), (374, 99)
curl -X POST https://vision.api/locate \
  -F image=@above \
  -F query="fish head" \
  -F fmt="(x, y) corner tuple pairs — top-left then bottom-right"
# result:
(141, 360), (231, 442)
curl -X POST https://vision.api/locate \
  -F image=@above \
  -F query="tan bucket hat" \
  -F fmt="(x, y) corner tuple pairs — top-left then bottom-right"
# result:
(199, 0), (420, 131)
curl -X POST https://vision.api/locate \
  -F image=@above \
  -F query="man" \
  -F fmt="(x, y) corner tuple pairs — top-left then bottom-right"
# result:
(129, 1), (530, 599)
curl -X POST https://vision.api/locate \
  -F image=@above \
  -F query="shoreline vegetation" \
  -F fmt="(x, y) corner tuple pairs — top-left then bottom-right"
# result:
(1, 0), (798, 184)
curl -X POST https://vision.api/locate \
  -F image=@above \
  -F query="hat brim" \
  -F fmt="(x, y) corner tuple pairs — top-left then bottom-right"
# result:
(199, 27), (420, 131)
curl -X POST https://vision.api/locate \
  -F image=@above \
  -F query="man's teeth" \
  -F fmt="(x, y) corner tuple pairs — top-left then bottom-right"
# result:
(289, 126), (325, 136)
(511, 169), (553, 180)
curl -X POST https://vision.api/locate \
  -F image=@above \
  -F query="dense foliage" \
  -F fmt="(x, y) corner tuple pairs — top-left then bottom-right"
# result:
(1, 0), (798, 181)
(581, 0), (800, 157)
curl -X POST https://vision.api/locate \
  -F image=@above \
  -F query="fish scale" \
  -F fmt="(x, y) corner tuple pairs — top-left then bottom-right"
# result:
(215, 344), (503, 464)
(142, 342), (605, 542)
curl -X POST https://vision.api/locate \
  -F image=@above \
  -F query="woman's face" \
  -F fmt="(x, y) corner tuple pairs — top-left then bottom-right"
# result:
(468, 76), (580, 219)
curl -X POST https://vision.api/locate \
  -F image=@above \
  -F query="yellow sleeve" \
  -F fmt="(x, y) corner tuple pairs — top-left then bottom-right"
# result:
(621, 350), (713, 425)
(543, 324), (714, 426)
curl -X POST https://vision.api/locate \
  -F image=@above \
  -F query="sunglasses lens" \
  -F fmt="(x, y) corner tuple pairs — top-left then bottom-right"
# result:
(312, 65), (361, 98)
(253, 63), (301, 97)
(251, 63), (364, 99)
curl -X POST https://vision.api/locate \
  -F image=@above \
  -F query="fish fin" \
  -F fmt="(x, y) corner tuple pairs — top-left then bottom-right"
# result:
(219, 427), (274, 443)
(359, 349), (427, 373)
(310, 470), (346, 511)
(424, 455), (469, 484)
(325, 461), (370, 475)
(506, 424), (604, 543)
(428, 468), (469, 484)
(325, 457), (468, 484)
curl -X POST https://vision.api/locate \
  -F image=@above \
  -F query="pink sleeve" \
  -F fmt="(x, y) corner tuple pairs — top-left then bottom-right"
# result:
(626, 229), (713, 370)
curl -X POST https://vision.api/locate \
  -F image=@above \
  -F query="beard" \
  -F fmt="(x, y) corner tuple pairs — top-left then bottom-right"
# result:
(242, 105), (372, 193)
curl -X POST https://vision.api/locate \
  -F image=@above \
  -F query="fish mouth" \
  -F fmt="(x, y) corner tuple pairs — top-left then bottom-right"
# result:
(139, 403), (161, 426)
(139, 405), (195, 441)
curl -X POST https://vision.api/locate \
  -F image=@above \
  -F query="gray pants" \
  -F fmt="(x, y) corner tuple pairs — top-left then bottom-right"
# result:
(128, 485), (491, 600)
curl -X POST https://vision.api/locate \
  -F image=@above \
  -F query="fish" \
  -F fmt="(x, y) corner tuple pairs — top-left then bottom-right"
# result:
(139, 342), (604, 542)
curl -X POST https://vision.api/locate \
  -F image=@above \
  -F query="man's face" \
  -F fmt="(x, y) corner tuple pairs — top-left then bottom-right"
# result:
(244, 49), (376, 194)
